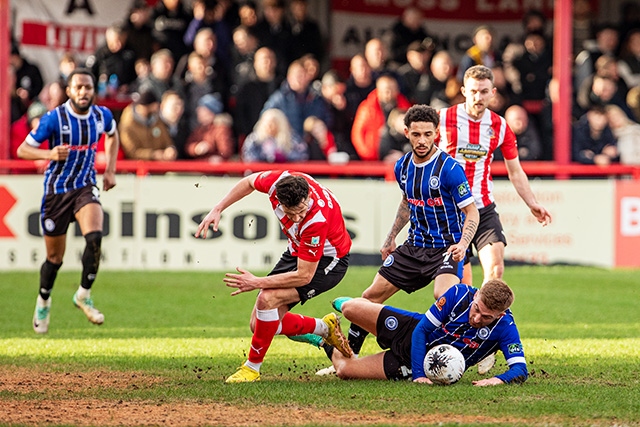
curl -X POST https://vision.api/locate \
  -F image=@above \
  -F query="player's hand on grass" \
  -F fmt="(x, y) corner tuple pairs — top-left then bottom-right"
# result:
(224, 267), (259, 296)
(472, 377), (504, 387)
(413, 377), (433, 384)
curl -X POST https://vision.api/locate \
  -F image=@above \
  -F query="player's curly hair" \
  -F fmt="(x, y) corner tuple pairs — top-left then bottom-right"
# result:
(275, 175), (309, 208)
(404, 104), (440, 128)
(479, 278), (514, 312)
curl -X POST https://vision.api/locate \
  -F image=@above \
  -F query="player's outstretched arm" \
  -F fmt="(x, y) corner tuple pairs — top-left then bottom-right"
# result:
(504, 157), (552, 226)
(195, 173), (259, 238)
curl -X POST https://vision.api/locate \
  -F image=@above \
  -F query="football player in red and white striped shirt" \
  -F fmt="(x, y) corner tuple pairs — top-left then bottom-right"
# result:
(437, 65), (552, 288)
(196, 170), (353, 383)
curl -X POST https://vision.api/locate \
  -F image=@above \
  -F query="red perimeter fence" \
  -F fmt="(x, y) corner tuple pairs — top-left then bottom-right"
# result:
(1, 160), (640, 181)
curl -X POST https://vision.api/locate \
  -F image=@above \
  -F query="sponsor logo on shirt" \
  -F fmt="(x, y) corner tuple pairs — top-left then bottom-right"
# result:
(508, 343), (523, 354)
(426, 197), (444, 207)
(435, 296), (446, 311)
(408, 198), (425, 207)
(458, 182), (470, 197)
(458, 144), (488, 161)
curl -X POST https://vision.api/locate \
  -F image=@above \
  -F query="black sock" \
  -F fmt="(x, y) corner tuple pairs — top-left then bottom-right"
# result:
(39, 260), (62, 300)
(81, 231), (102, 290)
(321, 343), (334, 362)
(348, 324), (369, 355)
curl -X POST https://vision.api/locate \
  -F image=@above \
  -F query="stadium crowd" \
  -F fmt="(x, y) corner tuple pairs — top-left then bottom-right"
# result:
(8, 0), (640, 166)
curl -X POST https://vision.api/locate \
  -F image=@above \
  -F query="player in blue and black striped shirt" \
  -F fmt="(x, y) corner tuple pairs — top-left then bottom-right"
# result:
(328, 105), (480, 367)
(17, 68), (120, 334)
(324, 278), (528, 386)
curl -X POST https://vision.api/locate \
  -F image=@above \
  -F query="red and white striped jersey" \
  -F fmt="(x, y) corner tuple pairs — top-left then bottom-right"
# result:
(254, 170), (352, 262)
(436, 104), (518, 208)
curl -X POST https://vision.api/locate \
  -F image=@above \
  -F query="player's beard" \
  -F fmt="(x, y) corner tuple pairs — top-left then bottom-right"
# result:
(412, 143), (435, 160)
(70, 94), (94, 113)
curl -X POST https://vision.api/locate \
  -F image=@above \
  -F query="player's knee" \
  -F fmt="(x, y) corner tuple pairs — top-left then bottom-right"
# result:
(255, 289), (279, 310)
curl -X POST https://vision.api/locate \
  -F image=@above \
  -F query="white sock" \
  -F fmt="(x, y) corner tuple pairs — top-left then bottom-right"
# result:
(245, 360), (261, 372)
(313, 319), (329, 337)
(76, 287), (90, 299)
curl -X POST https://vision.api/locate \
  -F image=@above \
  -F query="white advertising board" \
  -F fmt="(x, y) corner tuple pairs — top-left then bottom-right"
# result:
(0, 175), (616, 271)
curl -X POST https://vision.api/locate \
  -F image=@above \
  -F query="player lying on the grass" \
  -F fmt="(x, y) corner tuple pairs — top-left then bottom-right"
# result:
(324, 278), (528, 386)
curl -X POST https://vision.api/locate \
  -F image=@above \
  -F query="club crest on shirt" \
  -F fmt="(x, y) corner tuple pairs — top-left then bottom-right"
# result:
(429, 176), (440, 189)
(478, 327), (491, 339)
(309, 236), (320, 246)
(457, 144), (488, 162)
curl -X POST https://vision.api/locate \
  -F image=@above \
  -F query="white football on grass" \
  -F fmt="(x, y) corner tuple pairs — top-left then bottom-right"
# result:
(424, 344), (465, 385)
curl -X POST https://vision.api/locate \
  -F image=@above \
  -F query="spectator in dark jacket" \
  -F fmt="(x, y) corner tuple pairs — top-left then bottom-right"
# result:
(572, 106), (618, 165)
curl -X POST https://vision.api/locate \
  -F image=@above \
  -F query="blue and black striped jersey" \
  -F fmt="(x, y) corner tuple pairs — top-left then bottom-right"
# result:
(26, 100), (116, 195)
(411, 284), (528, 384)
(394, 149), (474, 248)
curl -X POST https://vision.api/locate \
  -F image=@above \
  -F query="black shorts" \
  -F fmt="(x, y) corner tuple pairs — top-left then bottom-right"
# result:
(378, 244), (463, 293)
(376, 306), (422, 380)
(269, 251), (350, 308)
(465, 202), (508, 262)
(41, 186), (102, 236)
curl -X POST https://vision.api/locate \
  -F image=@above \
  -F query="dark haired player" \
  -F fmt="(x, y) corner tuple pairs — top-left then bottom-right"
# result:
(17, 68), (120, 333)
(321, 104), (480, 375)
(196, 171), (353, 382)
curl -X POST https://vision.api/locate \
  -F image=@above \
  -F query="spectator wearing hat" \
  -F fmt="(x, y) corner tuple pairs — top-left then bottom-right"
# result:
(457, 25), (500, 82)
(118, 90), (177, 160)
(184, 94), (235, 161)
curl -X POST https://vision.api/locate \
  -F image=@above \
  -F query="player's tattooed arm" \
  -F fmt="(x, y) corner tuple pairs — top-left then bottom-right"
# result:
(383, 196), (410, 246)
(461, 218), (478, 246)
